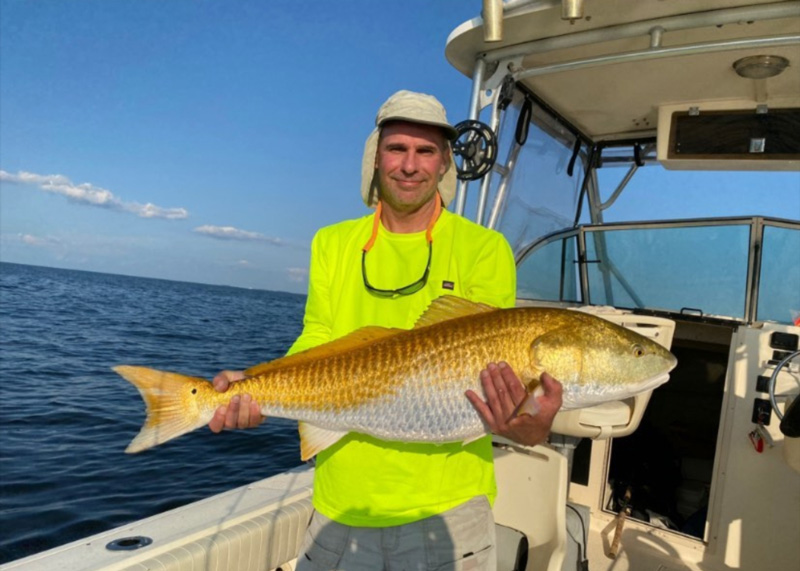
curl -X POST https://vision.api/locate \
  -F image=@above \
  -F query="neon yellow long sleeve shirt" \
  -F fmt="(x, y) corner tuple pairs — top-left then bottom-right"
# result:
(287, 208), (516, 527)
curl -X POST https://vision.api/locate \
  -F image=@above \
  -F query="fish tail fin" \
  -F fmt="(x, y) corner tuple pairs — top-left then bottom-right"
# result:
(114, 365), (208, 454)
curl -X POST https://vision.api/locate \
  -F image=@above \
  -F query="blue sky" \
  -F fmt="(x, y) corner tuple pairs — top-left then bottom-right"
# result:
(2, 1), (798, 294)
(0, 1), (479, 293)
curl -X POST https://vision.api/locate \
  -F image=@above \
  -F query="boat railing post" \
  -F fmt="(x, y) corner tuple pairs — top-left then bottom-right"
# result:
(745, 217), (764, 323)
(455, 58), (486, 217)
(487, 141), (522, 230)
(577, 227), (590, 304)
(476, 88), (504, 226)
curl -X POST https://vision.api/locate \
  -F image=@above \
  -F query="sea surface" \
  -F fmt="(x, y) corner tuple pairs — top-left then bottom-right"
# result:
(0, 262), (307, 564)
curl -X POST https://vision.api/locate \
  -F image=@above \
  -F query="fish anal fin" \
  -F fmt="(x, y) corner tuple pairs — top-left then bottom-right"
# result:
(413, 295), (498, 329)
(298, 422), (348, 461)
(245, 327), (403, 377)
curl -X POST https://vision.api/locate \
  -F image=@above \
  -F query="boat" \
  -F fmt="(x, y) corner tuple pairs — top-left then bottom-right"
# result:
(3, 1), (798, 570)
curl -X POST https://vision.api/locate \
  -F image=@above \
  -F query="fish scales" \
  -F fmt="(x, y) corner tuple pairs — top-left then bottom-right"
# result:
(237, 309), (542, 440)
(115, 297), (677, 456)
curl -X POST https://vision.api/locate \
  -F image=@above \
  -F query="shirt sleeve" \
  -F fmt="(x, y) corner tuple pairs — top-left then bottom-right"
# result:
(463, 232), (517, 309)
(286, 230), (334, 356)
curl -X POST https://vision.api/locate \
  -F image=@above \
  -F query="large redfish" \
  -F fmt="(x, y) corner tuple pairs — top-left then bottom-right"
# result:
(116, 296), (676, 460)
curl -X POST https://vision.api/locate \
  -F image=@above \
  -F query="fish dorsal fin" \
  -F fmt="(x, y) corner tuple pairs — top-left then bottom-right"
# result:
(244, 326), (402, 377)
(298, 422), (349, 461)
(413, 295), (498, 329)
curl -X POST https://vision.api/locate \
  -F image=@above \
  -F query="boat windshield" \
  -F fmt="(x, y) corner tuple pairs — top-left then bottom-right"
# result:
(488, 99), (800, 324)
(492, 98), (584, 254)
(515, 215), (799, 325)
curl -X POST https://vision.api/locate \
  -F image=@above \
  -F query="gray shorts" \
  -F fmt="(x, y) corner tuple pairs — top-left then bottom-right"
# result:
(296, 496), (497, 571)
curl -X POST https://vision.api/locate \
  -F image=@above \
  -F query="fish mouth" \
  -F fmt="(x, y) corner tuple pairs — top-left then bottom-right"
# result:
(641, 371), (673, 392)
(666, 353), (679, 371)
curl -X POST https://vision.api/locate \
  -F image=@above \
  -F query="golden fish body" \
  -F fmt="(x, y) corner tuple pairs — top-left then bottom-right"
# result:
(116, 296), (676, 459)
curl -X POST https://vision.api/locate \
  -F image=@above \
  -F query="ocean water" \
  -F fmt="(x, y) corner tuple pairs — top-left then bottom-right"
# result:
(0, 262), (307, 564)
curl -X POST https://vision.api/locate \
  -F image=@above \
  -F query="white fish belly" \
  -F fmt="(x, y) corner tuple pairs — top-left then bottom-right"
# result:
(560, 372), (673, 409)
(261, 375), (487, 444)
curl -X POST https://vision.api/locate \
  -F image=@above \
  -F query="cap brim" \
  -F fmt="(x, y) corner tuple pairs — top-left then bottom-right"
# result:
(378, 117), (458, 142)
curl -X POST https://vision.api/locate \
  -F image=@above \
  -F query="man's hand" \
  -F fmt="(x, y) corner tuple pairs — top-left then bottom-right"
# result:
(465, 362), (562, 447)
(208, 370), (265, 433)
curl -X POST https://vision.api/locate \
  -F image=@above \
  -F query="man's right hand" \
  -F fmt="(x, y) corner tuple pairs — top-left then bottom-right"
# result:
(208, 370), (265, 432)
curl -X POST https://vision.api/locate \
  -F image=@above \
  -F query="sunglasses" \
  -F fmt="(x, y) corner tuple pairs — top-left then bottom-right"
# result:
(361, 196), (440, 299)
(362, 241), (432, 298)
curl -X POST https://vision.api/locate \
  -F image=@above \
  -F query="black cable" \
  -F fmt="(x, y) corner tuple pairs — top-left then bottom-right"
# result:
(566, 503), (590, 571)
(566, 138), (582, 177)
(515, 98), (533, 146)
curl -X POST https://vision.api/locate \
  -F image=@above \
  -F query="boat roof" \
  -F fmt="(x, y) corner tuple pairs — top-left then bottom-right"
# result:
(445, 0), (800, 142)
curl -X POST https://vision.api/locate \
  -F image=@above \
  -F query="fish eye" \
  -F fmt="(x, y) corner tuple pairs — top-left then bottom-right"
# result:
(191, 388), (197, 395)
(632, 344), (645, 358)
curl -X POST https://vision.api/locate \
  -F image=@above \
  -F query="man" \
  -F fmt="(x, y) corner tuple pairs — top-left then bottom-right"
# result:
(210, 90), (562, 570)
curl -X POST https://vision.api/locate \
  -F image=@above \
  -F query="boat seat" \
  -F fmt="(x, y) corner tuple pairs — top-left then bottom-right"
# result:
(550, 393), (649, 439)
(496, 524), (528, 571)
(493, 440), (567, 571)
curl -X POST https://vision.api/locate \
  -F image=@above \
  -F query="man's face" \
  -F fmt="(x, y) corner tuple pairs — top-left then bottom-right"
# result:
(375, 121), (449, 214)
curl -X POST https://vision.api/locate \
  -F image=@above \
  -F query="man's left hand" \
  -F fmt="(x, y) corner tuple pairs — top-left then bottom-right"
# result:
(466, 362), (563, 447)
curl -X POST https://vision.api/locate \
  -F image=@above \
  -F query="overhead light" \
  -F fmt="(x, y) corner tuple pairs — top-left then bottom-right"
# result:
(733, 55), (790, 79)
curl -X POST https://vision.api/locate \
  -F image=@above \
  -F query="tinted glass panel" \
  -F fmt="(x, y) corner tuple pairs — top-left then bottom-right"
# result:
(496, 98), (584, 253)
(517, 236), (580, 302)
(758, 225), (800, 324)
(586, 225), (750, 319)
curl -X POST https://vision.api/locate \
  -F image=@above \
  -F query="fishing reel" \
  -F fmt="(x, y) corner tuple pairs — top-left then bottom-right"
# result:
(453, 120), (498, 181)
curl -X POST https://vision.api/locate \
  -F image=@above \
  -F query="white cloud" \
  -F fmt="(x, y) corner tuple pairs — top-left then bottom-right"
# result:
(0, 170), (188, 220)
(287, 267), (309, 282)
(194, 225), (283, 245)
(17, 233), (61, 247)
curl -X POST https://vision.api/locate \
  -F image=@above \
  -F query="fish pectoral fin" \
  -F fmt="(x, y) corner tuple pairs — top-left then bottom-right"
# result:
(245, 327), (402, 376)
(511, 384), (545, 418)
(413, 295), (498, 329)
(298, 422), (349, 461)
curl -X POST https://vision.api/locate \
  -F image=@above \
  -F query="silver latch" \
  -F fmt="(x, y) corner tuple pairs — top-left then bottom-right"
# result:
(749, 138), (766, 153)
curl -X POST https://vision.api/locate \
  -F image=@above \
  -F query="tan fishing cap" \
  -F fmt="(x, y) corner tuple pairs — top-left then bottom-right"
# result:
(361, 90), (459, 208)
